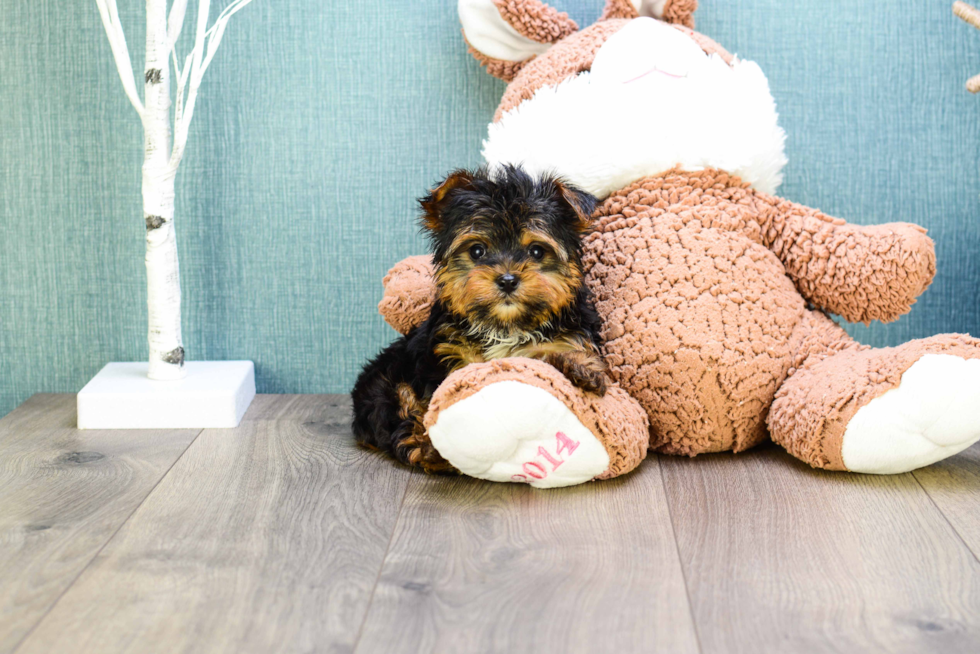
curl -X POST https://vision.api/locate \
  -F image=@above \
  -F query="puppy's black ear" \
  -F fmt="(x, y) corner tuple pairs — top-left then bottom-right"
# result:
(553, 179), (597, 233)
(419, 170), (474, 233)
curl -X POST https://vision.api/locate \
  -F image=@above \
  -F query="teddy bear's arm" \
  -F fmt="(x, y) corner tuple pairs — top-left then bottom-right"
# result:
(378, 255), (437, 334)
(755, 193), (936, 324)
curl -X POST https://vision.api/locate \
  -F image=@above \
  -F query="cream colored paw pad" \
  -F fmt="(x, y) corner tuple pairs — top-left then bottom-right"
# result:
(428, 381), (610, 489)
(842, 354), (980, 474)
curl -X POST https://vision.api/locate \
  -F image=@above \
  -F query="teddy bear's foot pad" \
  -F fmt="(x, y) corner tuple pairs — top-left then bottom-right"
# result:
(427, 380), (610, 488)
(841, 354), (980, 474)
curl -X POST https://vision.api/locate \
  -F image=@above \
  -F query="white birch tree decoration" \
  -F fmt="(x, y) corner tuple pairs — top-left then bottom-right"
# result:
(95, 0), (254, 380)
(77, 0), (257, 430)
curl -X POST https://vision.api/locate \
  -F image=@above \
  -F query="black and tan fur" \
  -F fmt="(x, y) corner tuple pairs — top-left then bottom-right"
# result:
(351, 165), (607, 473)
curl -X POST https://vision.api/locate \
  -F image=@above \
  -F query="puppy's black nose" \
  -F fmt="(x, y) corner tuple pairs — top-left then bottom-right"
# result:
(496, 273), (519, 294)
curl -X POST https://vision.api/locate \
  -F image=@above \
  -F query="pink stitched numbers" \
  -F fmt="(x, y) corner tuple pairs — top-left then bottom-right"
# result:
(511, 431), (581, 483)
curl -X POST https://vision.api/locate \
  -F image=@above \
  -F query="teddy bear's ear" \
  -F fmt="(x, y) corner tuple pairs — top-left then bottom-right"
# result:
(459, 0), (579, 82)
(599, 0), (640, 21)
(599, 1), (698, 27)
(643, 0), (698, 29)
(553, 178), (598, 233)
(419, 170), (475, 233)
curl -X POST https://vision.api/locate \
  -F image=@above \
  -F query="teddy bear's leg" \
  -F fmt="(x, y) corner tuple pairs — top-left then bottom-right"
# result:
(422, 358), (650, 488)
(769, 311), (980, 473)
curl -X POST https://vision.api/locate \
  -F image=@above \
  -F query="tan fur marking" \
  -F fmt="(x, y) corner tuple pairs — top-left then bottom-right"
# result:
(396, 382), (424, 421)
(394, 382), (457, 474)
(446, 231), (485, 259)
(434, 339), (488, 372)
(420, 171), (474, 232)
(438, 255), (579, 333)
(483, 331), (608, 395)
(520, 231), (567, 261)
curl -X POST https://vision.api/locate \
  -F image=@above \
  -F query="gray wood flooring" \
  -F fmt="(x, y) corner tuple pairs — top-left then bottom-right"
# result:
(2, 394), (979, 653)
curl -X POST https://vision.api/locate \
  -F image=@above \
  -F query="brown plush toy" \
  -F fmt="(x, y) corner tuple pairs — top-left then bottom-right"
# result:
(378, 0), (980, 488)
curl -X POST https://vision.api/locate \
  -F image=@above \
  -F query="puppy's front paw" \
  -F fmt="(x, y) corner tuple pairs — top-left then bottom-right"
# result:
(544, 353), (608, 396)
(566, 367), (608, 396)
(396, 429), (459, 475)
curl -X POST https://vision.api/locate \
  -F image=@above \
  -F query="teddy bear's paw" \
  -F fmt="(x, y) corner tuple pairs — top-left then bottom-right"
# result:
(427, 380), (610, 488)
(841, 354), (980, 474)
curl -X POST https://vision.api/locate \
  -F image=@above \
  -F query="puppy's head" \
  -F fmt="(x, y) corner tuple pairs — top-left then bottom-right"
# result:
(419, 165), (597, 334)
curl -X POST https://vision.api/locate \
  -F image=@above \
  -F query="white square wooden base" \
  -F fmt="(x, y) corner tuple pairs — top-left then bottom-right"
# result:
(77, 361), (256, 429)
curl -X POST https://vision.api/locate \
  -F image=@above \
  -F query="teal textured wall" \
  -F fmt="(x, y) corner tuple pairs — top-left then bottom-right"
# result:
(1, 0), (979, 418)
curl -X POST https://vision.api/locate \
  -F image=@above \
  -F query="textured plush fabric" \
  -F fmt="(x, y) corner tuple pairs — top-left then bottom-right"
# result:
(592, 171), (937, 328)
(493, 19), (628, 122)
(754, 192), (936, 324)
(424, 357), (650, 479)
(599, 0), (639, 21)
(1, 0), (979, 420)
(492, 0), (580, 43)
(378, 256), (437, 336)
(586, 169), (808, 455)
(465, 35), (534, 82)
(597, 0), (699, 26)
(662, 0), (698, 29)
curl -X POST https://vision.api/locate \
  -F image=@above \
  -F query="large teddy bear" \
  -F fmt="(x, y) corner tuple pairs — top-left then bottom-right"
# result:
(377, 0), (980, 488)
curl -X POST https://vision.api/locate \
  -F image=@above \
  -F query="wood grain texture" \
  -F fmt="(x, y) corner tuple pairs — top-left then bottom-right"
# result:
(355, 457), (700, 654)
(661, 444), (980, 654)
(0, 395), (200, 654)
(14, 395), (412, 654)
(913, 443), (980, 560)
(6, 393), (980, 653)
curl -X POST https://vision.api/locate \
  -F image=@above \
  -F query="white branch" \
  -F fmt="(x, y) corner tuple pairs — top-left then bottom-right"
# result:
(168, 0), (190, 47)
(169, 0), (210, 168)
(170, 0), (255, 169)
(171, 50), (194, 146)
(201, 0), (254, 70)
(95, 0), (144, 117)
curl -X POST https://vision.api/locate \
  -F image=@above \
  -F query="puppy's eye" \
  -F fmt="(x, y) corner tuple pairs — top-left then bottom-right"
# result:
(469, 243), (486, 260)
(528, 244), (546, 261)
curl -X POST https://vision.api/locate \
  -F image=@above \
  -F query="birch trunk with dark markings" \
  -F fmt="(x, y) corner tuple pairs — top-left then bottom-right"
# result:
(143, 0), (183, 380)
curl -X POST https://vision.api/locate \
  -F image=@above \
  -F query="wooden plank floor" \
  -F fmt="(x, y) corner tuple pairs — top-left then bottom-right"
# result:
(1, 395), (979, 653)
(0, 396), (200, 654)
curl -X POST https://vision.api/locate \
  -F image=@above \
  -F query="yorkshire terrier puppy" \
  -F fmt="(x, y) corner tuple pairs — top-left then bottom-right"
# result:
(351, 165), (607, 473)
